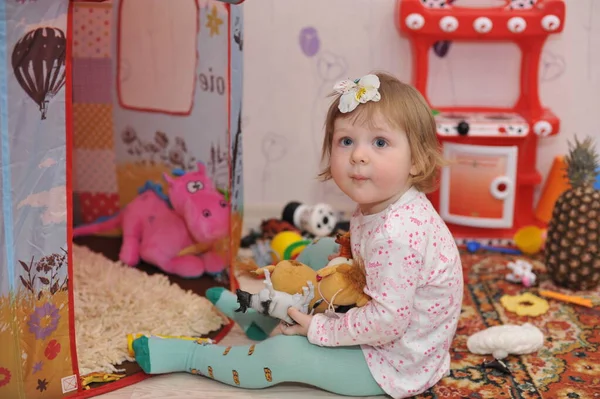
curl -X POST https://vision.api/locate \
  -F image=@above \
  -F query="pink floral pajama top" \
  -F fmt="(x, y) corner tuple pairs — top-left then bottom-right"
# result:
(307, 187), (464, 398)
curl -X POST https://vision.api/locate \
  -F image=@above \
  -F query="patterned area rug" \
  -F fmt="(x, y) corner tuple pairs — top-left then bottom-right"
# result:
(415, 252), (600, 399)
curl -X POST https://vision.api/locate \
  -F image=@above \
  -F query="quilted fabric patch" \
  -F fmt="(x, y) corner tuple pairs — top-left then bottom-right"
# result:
(73, 103), (114, 150)
(73, 3), (112, 59)
(78, 192), (120, 224)
(72, 58), (112, 104)
(73, 148), (118, 193)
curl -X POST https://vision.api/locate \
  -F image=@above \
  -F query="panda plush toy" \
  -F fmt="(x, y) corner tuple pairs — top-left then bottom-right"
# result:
(282, 201), (338, 238)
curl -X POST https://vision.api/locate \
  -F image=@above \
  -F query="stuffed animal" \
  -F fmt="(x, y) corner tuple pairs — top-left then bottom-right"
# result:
(237, 232), (350, 279)
(73, 163), (230, 278)
(240, 259), (371, 315)
(281, 201), (338, 237)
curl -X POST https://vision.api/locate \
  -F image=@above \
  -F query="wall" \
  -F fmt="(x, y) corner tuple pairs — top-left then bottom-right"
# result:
(240, 0), (600, 224)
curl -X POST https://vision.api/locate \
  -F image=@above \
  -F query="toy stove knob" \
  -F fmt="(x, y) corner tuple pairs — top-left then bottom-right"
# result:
(507, 17), (527, 33)
(405, 13), (425, 30)
(533, 120), (553, 137)
(439, 16), (459, 33)
(473, 17), (493, 34)
(457, 121), (470, 136)
(541, 15), (561, 32)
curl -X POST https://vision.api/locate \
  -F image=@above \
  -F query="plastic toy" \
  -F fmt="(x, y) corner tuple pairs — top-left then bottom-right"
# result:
(235, 269), (316, 325)
(537, 290), (593, 308)
(282, 201), (338, 237)
(534, 156), (571, 223)
(397, 0), (566, 243)
(505, 259), (536, 287)
(513, 225), (546, 254)
(465, 240), (521, 255)
(80, 372), (126, 390)
(500, 292), (549, 316)
(270, 230), (311, 261)
(73, 164), (231, 277)
(467, 323), (544, 360)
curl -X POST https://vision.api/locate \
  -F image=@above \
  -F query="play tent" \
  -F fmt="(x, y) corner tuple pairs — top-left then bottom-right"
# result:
(0, 0), (244, 397)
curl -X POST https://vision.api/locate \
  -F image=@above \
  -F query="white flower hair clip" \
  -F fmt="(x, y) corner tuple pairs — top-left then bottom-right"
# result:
(333, 74), (381, 113)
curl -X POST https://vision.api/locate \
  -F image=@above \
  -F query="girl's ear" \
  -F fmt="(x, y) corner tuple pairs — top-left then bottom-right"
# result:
(409, 164), (418, 176)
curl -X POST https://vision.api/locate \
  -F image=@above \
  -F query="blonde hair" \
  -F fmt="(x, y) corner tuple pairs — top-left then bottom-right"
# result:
(318, 71), (446, 194)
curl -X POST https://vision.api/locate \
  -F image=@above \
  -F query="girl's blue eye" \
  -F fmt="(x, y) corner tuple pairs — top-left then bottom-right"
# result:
(374, 138), (387, 148)
(340, 137), (353, 146)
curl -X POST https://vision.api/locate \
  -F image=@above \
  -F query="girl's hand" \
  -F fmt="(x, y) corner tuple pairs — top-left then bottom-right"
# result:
(279, 308), (313, 337)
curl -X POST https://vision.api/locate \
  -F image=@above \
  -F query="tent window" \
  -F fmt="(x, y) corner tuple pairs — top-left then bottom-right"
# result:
(117, 0), (198, 115)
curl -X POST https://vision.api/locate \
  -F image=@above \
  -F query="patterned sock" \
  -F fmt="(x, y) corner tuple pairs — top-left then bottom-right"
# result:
(205, 287), (279, 341)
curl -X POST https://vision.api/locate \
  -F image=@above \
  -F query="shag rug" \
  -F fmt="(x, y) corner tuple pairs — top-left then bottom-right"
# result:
(72, 244), (228, 376)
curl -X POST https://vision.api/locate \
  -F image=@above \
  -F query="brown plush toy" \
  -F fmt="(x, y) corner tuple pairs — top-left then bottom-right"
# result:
(252, 259), (370, 314)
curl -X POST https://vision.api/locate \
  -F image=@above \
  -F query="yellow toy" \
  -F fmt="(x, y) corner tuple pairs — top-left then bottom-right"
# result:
(252, 259), (370, 314)
(80, 372), (125, 390)
(513, 225), (546, 255)
(270, 231), (310, 260)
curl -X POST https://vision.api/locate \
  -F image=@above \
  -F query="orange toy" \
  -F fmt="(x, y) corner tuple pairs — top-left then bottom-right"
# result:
(397, 0), (566, 242)
(335, 232), (352, 259)
(534, 156), (571, 223)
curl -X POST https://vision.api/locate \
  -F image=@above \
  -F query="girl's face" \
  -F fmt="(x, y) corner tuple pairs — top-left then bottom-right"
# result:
(329, 111), (416, 215)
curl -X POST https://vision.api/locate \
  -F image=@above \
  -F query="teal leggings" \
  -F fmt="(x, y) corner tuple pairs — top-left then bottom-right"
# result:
(133, 334), (385, 396)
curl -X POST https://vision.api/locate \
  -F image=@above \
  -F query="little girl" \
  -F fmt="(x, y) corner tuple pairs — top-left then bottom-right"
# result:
(132, 71), (463, 398)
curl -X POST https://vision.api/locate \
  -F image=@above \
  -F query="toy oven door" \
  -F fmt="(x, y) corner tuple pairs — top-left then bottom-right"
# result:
(439, 143), (518, 228)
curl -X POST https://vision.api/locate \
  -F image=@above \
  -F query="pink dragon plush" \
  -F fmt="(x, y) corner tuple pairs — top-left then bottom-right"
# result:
(73, 163), (230, 278)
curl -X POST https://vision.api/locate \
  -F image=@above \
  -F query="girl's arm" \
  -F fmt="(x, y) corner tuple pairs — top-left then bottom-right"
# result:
(307, 238), (421, 347)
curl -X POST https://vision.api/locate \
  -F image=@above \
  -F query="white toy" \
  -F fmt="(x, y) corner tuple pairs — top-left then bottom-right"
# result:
(467, 323), (544, 360)
(505, 259), (537, 287)
(282, 201), (338, 237)
(235, 269), (315, 325)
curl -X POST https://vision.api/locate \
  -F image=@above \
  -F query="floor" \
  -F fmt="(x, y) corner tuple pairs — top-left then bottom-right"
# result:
(96, 273), (383, 399)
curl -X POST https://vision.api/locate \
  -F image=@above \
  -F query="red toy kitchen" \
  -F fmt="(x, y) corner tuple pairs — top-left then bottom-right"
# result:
(396, 0), (565, 244)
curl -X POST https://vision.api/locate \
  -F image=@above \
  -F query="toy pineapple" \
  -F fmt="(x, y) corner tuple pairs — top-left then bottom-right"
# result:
(545, 136), (600, 291)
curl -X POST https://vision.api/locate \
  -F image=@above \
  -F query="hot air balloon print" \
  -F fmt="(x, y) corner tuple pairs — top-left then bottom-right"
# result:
(12, 27), (66, 120)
